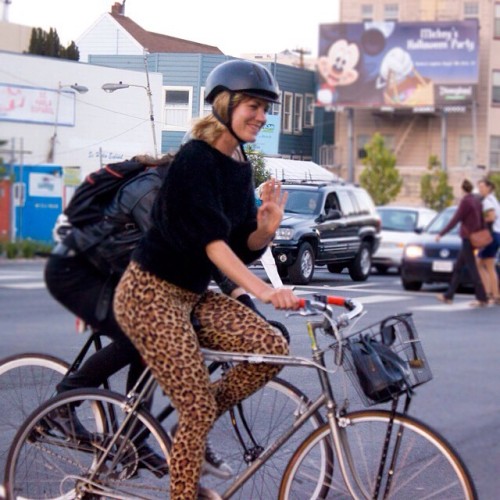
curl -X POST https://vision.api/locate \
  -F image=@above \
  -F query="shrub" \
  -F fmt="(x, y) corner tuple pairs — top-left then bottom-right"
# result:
(359, 133), (402, 205)
(420, 155), (454, 211)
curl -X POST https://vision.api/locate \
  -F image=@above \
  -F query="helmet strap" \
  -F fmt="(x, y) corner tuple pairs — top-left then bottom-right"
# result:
(212, 92), (248, 146)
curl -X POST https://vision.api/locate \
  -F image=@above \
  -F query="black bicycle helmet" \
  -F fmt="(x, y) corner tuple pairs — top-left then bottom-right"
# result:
(205, 60), (280, 104)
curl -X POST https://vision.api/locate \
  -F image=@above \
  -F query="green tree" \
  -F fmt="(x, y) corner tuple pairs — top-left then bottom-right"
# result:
(487, 172), (500, 199)
(359, 133), (402, 205)
(245, 145), (270, 187)
(27, 27), (79, 61)
(420, 155), (454, 211)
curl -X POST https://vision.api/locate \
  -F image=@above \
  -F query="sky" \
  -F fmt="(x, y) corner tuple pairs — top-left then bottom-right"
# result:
(6, 0), (340, 57)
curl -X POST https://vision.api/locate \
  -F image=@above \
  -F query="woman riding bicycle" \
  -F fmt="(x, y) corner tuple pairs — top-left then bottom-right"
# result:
(114, 59), (300, 499)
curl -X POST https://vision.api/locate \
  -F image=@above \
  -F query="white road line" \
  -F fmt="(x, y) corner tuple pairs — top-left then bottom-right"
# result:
(1, 282), (46, 289)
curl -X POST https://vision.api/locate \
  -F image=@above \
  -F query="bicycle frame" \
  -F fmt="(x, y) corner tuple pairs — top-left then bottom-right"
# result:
(200, 318), (373, 500)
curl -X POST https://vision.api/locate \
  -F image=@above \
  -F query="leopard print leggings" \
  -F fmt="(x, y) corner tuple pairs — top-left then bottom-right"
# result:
(114, 261), (289, 499)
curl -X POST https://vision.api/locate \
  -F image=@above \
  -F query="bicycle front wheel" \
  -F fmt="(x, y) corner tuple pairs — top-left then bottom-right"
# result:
(5, 388), (171, 500)
(203, 377), (329, 499)
(280, 409), (477, 499)
(0, 353), (68, 467)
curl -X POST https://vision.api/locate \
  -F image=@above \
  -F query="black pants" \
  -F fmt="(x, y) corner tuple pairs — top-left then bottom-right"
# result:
(444, 238), (487, 302)
(44, 254), (144, 393)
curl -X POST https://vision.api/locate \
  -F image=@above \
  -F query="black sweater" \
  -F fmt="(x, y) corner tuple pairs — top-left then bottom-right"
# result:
(133, 140), (264, 293)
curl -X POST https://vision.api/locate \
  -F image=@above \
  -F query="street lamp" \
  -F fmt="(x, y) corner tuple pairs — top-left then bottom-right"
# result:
(47, 82), (89, 163)
(101, 81), (159, 158)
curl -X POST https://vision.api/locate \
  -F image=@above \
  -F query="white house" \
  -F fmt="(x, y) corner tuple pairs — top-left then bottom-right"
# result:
(0, 50), (164, 179)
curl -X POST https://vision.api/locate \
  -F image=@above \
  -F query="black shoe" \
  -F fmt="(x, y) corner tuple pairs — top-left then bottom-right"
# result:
(135, 442), (169, 478)
(45, 405), (94, 443)
(202, 437), (233, 479)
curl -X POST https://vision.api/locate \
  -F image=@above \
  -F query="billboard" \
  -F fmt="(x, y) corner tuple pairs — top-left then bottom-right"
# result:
(317, 21), (479, 110)
(0, 84), (77, 126)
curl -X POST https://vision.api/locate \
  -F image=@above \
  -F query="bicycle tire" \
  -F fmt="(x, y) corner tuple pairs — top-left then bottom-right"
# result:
(203, 377), (330, 499)
(0, 353), (69, 467)
(280, 409), (477, 499)
(5, 387), (171, 500)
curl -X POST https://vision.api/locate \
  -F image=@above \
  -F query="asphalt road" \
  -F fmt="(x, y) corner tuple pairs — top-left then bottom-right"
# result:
(1, 259), (499, 498)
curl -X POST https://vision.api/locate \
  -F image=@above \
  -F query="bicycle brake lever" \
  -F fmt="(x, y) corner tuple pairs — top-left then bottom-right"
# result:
(286, 308), (318, 318)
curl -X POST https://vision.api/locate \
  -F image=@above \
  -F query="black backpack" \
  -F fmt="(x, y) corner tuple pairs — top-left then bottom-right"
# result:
(64, 160), (148, 228)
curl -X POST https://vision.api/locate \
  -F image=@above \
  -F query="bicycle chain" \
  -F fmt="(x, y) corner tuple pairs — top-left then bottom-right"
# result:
(23, 432), (167, 497)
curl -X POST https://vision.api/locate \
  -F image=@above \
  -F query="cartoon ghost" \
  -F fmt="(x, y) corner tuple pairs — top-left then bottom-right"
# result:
(317, 40), (360, 104)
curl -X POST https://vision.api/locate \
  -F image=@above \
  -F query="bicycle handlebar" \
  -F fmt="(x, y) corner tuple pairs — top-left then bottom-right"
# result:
(297, 294), (364, 327)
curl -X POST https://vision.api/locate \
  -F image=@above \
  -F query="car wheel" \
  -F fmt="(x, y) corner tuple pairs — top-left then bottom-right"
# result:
(375, 264), (389, 274)
(327, 264), (345, 274)
(288, 242), (315, 285)
(402, 279), (422, 291)
(348, 243), (371, 281)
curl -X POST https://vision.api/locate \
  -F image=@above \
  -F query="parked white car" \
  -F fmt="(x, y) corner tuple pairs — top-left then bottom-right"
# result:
(372, 206), (437, 273)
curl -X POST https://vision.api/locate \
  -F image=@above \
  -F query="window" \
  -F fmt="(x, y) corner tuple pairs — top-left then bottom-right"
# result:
(336, 190), (355, 216)
(492, 71), (500, 104)
(163, 87), (192, 130)
(490, 136), (500, 170)
(384, 3), (399, 21)
(199, 87), (211, 118)
(293, 94), (303, 133)
(282, 92), (293, 133)
(464, 2), (479, 18)
(495, 4), (500, 38)
(304, 94), (314, 127)
(459, 135), (473, 167)
(361, 4), (373, 21)
(269, 93), (281, 116)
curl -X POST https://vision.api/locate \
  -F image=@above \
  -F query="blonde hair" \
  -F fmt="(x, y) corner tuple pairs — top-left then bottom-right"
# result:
(191, 91), (248, 147)
(132, 153), (174, 167)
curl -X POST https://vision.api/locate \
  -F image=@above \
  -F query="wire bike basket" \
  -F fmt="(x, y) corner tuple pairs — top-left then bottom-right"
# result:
(340, 313), (433, 406)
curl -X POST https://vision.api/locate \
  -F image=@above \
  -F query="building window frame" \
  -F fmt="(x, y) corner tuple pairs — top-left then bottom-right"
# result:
(269, 92), (282, 116)
(458, 135), (474, 167)
(495, 3), (500, 38)
(293, 93), (304, 134)
(384, 3), (399, 21)
(199, 86), (211, 118)
(490, 136), (500, 170)
(463, 2), (479, 18)
(282, 91), (293, 134)
(163, 86), (193, 131)
(361, 4), (373, 21)
(492, 70), (500, 105)
(304, 94), (315, 128)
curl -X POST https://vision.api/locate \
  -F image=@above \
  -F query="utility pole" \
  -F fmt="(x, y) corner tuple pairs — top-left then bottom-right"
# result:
(2, 0), (12, 23)
(293, 47), (311, 69)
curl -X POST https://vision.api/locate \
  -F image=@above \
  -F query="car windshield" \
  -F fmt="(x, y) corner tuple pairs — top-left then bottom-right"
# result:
(283, 189), (322, 215)
(425, 208), (459, 235)
(377, 209), (418, 232)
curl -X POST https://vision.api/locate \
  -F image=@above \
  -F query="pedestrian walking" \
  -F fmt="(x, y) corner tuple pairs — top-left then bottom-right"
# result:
(436, 179), (489, 307)
(476, 177), (500, 304)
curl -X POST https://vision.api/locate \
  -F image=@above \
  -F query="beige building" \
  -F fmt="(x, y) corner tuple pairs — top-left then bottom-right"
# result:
(0, 21), (31, 53)
(330, 0), (499, 203)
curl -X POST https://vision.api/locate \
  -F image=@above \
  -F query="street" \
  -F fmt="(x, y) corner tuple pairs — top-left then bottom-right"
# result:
(1, 259), (499, 498)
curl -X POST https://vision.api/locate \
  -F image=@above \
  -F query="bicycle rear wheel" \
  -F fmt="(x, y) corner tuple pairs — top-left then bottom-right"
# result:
(5, 388), (171, 500)
(0, 354), (68, 468)
(203, 377), (329, 499)
(280, 409), (477, 499)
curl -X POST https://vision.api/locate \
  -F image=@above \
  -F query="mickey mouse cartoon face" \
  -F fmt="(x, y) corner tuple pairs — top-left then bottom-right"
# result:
(318, 40), (360, 89)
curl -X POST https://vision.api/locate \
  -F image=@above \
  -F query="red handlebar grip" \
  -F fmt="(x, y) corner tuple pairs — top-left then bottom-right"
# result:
(327, 296), (346, 307)
(298, 298), (308, 308)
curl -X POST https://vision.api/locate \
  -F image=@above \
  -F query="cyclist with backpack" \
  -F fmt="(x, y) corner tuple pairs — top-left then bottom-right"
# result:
(114, 60), (300, 500)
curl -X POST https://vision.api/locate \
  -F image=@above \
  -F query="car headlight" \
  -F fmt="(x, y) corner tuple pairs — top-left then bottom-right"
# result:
(404, 244), (424, 259)
(275, 227), (294, 240)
